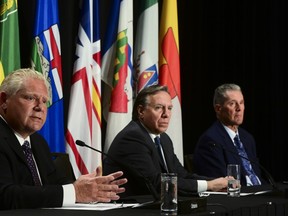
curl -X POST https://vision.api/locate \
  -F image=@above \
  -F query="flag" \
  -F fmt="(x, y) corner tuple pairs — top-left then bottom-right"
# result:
(102, 0), (133, 153)
(159, 0), (183, 163)
(66, 0), (101, 177)
(31, 0), (65, 153)
(133, 0), (159, 93)
(0, 0), (20, 84)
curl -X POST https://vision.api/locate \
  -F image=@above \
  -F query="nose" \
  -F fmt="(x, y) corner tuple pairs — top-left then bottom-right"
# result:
(162, 106), (171, 118)
(34, 98), (47, 111)
(235, 102), (244, 112)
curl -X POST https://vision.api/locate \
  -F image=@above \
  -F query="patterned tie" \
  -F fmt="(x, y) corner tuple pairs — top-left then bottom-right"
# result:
(154, 136), (168, 172)
(22, 141), (41, 186)
(234, 135), (260, 186)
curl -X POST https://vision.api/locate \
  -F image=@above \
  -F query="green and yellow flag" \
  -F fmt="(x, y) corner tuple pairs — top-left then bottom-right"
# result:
(0, 0), (21, 84)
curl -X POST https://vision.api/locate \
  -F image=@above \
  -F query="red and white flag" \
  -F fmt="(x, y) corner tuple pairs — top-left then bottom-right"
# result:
(66, 0), (102, 177)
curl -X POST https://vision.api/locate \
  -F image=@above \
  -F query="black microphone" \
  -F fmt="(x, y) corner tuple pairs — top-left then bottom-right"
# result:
(76, 140), (208, 213)
(75, 140), (160, 201)
(210, 142), (278, 191)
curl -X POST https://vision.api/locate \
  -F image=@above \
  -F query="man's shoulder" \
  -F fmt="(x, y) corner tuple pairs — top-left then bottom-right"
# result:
(237, 126), (254, 138)
(118, 120), (144, 133)
(30, 132), (50, 148)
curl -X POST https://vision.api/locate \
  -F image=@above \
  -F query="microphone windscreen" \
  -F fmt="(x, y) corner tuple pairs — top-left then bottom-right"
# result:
(75, 140), (85, 146)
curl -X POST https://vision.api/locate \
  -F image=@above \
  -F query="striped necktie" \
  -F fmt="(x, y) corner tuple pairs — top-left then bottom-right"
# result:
(22, 141), (41, 186)
(234, 135), (260, 186)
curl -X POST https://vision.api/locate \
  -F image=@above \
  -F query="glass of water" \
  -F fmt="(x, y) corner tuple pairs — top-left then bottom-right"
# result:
(161, 173), (177, 215)
(227, 164), (241, 197)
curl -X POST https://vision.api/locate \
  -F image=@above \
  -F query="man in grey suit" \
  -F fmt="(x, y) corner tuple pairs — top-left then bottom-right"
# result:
(193, 83), (263, 186)
(104, 85), (228, 198)
(0, 68), (127, 209)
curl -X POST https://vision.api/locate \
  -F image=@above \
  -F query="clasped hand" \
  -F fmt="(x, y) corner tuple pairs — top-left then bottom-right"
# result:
(73, 166), (127, 203)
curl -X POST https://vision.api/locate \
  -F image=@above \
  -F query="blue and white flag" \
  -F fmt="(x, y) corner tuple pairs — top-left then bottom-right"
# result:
(31, 0), (65, 153)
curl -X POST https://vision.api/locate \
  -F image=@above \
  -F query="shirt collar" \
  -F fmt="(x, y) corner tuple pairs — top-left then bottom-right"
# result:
(222, 123), (238, 141)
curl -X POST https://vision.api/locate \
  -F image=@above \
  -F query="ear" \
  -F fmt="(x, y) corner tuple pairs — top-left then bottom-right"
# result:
(0, 92), (8, 109)
(137, 105), (145, 119)
(214, 104), (221, 113)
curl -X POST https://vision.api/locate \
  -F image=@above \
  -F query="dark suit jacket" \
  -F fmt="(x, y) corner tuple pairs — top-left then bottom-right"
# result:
(103, 120), (211, 198)
(193, 120), (263, 185)
(0, 118), (72, 209)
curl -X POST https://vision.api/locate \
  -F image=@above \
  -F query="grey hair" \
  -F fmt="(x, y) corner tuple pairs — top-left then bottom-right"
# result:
(0, 68), (52, 102)
(132, 85), (169, 121)
(213, 83), (241, 106)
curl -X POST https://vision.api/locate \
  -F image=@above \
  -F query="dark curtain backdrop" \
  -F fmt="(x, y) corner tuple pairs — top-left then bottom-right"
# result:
(18, 0), (288, 182)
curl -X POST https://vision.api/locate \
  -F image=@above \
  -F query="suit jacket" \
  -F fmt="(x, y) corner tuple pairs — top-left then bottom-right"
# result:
(0, 118), (71, 209)
(193, 120), (263, 185)
(103, 120), (211, 198)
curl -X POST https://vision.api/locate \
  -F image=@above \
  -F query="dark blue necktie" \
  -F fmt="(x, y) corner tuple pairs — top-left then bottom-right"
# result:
(234, 135), (260, 186)
(154, 136), (168, 172)
(22, 141), (42, 186)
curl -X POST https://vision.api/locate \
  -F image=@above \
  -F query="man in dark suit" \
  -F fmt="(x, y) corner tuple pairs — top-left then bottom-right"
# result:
(104, 85), (228, 197)
(0, 68), (127, 209)
(193, 83), (263, 186)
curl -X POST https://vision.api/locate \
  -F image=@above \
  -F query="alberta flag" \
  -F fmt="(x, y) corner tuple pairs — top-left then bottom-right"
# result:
(66, 0), (102, 177)
(102, 0), (133, 153)
(31, 0), (65, 153)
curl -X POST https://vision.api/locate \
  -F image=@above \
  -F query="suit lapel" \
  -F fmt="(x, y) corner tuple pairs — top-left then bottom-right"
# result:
(216, 121), (243, 164)
(158, 135), (170, 172)
(136, 121), (167, 172)
(0, 118), (27, 163)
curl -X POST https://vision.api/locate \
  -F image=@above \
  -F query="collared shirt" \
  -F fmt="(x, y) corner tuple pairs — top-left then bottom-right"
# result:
(141, 122), (207, 192)
(0, 115), (75, 206)
(222, 124), (261, 186)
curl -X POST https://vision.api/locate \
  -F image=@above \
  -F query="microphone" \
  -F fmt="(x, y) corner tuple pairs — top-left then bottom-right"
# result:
(76, 140), (208, 213)
(75, 140), (160, 201)
(210, 142), (278, 191)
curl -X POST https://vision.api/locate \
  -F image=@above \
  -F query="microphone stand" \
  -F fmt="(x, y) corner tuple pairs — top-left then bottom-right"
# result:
(75, 140), (208, 213)
(75, 140), (160, 202)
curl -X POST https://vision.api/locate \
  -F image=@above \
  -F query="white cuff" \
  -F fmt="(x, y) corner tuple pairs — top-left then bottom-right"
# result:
(197, 180), (208, 192)
(62, 184), (76, 206)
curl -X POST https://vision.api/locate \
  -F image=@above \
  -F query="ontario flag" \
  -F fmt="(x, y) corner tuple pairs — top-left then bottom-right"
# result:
(66, 0), (102, 177)
(102, 0), (133, 153)
(31, 0), (65, 153)
(159, 0), (183, 163)
(133, 0), (159, 94)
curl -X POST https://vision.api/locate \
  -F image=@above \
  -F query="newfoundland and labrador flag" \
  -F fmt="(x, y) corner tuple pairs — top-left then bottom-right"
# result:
(66, 0), (102, 177)
(31, 0), (65, 153)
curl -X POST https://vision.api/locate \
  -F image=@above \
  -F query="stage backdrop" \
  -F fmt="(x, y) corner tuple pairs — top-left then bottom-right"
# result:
(18, 0), (288, 182)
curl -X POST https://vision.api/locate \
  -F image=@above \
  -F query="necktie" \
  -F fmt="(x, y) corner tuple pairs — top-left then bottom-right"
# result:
(154, 136), (169, 172)
(22, 141), (41, 186)
(234, 135), (260, 186)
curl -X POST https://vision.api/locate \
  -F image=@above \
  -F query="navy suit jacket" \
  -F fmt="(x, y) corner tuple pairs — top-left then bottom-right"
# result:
(0, 118), (71, 209)
(103, 120), (211, 198)
(193, 120), (263, 186)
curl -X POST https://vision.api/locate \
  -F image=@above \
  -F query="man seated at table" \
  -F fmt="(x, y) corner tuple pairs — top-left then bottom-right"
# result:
(0, 68), (127, 209)
(193, 83), (264, 186)
(103, 85), (228, 198)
